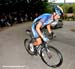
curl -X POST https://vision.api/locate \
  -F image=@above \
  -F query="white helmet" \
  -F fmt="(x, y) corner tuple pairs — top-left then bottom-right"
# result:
(54, 5), (63, 16)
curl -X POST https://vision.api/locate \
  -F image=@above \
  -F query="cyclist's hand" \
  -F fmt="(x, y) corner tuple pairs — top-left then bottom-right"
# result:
(43, 37), (49, 42)
(48, 33), (53, 39)
(48, 32), (56, 39)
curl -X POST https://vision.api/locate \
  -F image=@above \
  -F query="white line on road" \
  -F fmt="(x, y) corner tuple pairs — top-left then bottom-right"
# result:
(2, 65), (29, 69)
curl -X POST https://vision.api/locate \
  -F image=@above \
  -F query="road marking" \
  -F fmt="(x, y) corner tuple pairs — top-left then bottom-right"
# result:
(2, 65), (29, 69)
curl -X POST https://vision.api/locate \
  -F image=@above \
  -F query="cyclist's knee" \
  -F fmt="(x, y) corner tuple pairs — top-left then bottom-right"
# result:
(36, 38), (42, 45)
(37, 41), (42, 45)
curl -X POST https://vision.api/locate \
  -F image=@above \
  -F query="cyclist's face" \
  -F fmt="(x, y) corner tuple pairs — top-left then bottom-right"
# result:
(53, 13), (60, 20)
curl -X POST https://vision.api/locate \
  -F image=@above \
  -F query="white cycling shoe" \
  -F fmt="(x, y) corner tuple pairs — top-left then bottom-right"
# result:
(30, 44), (44, 56)
(30, 43), (34, 52)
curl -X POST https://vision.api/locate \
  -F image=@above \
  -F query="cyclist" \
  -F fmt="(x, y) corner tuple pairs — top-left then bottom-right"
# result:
(30, 5), (63, 52)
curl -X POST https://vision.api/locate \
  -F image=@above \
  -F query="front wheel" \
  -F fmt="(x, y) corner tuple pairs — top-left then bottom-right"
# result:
(24, 39), (35, 55)
(40, 45), (63, 68)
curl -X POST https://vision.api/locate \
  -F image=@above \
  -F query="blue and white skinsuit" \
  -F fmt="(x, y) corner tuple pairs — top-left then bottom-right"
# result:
(31, 13), (53, 39)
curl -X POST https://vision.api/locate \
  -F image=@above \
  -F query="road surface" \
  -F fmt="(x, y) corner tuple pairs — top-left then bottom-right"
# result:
(0, 21), (75, 69)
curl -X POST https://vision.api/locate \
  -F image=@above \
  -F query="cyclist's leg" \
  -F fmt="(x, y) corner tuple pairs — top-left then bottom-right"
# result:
(30, 24), (42, 52)
(33, 37), (42, 46)
(31, 24), (42, 46)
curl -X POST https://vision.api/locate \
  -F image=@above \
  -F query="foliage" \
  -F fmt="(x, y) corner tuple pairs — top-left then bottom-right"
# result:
(71, 4), (75, 13)
(43, 3), (75, 14)
(61, 3), (75, 13)
(35, 2), (54, 14)
(43, 2), (54, 13)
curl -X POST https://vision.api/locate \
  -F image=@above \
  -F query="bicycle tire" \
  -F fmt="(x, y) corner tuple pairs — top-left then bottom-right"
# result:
(40, 45), (63, 68)
(24, 39), (35, 55)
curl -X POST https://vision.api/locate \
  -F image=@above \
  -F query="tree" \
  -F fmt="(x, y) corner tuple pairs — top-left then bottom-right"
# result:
(68, 6), (73, 13)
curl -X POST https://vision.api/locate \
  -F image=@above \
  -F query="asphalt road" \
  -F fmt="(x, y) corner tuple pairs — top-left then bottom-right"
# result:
(0, 21), (75, 69)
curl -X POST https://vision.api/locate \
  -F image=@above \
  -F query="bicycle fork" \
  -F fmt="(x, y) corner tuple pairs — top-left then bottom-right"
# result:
(44, 44), (52, 59)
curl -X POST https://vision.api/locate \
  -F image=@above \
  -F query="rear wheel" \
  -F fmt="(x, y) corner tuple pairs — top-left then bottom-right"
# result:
(24, 39), (35, 55)
(40, 45), (63, 68)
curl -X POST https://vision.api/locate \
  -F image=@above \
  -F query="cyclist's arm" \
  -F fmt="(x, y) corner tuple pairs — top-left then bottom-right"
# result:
(36, 22), (44, 38)
(46, 24), (52, 33)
